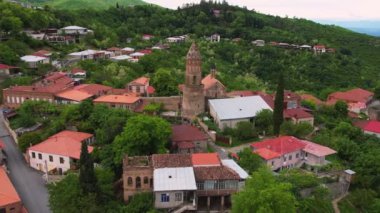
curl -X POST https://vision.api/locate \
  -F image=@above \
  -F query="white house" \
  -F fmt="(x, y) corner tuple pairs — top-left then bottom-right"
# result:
(110, 55), (132, 62)
(208, 95), (273, 129)
(252, 40), (265, 47)
(68, 50), (113, 60)
(209, 34), (221, 42)
(27, 130), (94, 175)
(58, 26), (93, 35)
(20, 55), (49, 68)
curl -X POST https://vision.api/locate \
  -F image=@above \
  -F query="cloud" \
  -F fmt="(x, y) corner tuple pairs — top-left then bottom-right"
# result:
(144, 0), (380, 20)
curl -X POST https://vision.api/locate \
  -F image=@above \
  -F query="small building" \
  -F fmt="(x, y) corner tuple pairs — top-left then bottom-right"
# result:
(110, 55), (132, 62)
(68, 50), (113, 60)
(58, 26), (93, 35)
(209, 34), (221, 42)
(0, 167), (23, 213)
(171, 125), (208, 153)
(283, 90), (302, 109)
(354, 120), (380, 138)
(126, 77), (155, 97)
(252, 40), (265, 47)
(32, 50), (52, 59)
(93, 94), (142, 111)
(20, 55), (49, 68)
(107, 47), (122, 56)
(0, 64), (18, 76)
(129, 52), (145, 61)
(27, 130), (94, 174)
(209, 96), (273, 129)
(166, 35), (187, 43)
(121, 47), (135, 55)
(251, 136), (336, 171)
(368, 100), (380, 121)
(284, 108), (314, 126)
(300, 45), (312, 50)
(202, 65), (226, 99)
(327, 88), (374, 113)
(313, 45), (326, 54)
(69, 68), (87, 81)
(142, 34), (154, 41)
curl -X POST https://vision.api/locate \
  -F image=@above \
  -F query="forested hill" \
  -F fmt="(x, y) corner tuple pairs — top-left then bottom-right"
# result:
(20, 0), (147, 10)
(1, 1), (380, 97)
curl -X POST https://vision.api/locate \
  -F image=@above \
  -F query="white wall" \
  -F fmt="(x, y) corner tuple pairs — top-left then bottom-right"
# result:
(28, 150), (71, 173)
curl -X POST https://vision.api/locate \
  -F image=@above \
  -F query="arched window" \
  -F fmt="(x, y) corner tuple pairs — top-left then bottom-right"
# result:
(150, 178), (153, 188)
(193, 76), (196, 84)
(136, 176), (141, 188)
(127, 177), (133, 186)
(144, 177), (149, 184)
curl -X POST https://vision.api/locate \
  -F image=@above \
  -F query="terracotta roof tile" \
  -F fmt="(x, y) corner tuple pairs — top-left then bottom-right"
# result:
(55, 89), (93, 102)
(0, 167), (21, 207)
(201, 74), (223, 90)
(171, 125), (208, 143)
(93, 94), (140, 104)
(192, 153), (220, 166)
(130, 77), (149, 85)
(251, 136), (305, 156)
(152, 154), (192, 168)
(354, 120), (380, 134)
(327, 88), (373, 104)
(284, 108), (314, 119)
(253, 148), (281, 160)
(193, 166), (240, 180)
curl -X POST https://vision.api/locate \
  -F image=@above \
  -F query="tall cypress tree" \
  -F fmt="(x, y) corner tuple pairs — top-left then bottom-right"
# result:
(79, 142), (98, 195)
(273, 72), (284, 136)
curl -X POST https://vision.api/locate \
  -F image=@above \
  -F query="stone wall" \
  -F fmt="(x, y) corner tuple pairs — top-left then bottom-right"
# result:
(142, 96), (181, 111)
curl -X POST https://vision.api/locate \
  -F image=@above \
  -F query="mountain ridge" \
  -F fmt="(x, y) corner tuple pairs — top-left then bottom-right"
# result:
(22, 0), (148, 10)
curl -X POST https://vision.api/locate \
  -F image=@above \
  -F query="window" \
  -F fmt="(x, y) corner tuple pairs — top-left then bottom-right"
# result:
(32, 152), (36, 158)
(283, 156), (287, 161)
(271, 161), (274, 166)
(175, 193), (182, 202)
(289, 155), (292, 160)
(127, 177), (133, 186)
(192, 76), (196, 84)
(296, 153), (299, 158)
(60, 157), (64, 164)
(49, 155), (53, 162)
(305, 152), (308, 157)
(161, 193), (170, 202)
(136, 86), (141, 93)
(144, 177), (148, 184)
(38, 153), (42, 160)
(0, 208), (5, 213)
(136, 177), (141, 188)
(150, 178), (153, 188)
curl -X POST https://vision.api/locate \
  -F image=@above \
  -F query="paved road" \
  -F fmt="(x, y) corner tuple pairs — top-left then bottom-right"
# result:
(0, 116), (51, 213)
(208, 141), (228, 159)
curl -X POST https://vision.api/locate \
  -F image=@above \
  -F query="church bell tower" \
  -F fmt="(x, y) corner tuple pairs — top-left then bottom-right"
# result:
(181, 43), (205, 118)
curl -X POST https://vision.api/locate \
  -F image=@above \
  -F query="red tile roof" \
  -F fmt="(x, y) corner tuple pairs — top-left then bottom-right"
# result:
(130, 77), (149, 85)
(55, 89), (93, 102)
(93, 94), (140, 104)
(138, 49), (152, 54)
(107, 47), (121, 51)
(0, 140), (5, 149)
(284, 90), (301, 102)
(147, 86), (155, 94)
(73, 84), (112, 96)
(177, 142), (195, 149)
(327, 88), (373, 105)
(0, 64), (17, 69)
(251, 136), (305, 156)
(171, 125), (208, 143)
(201, 74), (223, 90)
(192, 153), (221, 166)
(284, 108), (314, 119)
(314, 45), (326, 49)
(71, 68), (86, 74)
(152, 154), (192, 168)
(354, 120), (380, 134)
(193, 166), (240, 180)
(32, 50), (51, 57)
(301, 140), (336, 157)
(253, 148), (281, 160)
(28, 130), (93, 159)
(0, 167), (21, 207)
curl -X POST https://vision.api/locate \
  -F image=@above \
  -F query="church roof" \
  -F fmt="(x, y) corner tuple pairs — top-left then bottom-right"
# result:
(187, 43), (201, 60)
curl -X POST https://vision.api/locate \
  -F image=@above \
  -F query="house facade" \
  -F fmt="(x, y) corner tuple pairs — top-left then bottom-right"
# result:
(284, 108), (314, 126)
(0, 167), (23, 213)
(354, 120), (380, 138)
(93, 94), (142, 111)
(127, 77), (155, 96)
(251, 136), (336, 171)
(327, 88), (374, 113)
(171, 124), (208, 153)
(27, 130), (94, 174)
(20, 55), (49, 68)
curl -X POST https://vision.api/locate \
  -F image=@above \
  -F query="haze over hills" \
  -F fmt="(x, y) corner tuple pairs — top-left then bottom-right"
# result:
(317, 20), (380, 37)
(22, 0), (147, 10)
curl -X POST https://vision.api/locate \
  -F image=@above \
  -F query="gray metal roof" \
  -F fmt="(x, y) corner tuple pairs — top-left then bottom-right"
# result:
(153, 167), (197, 192)
(209, 96), (272, 120)
(221, 159), (249, 179)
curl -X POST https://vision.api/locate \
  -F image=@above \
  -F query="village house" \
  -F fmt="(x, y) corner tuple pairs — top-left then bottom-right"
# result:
(106, 47), (122, 56)
(367, 100), (380, 121)
(171, 124), (208, 153)
(251, 136), (336, 171)
(129, 52), (145, 62)
(202, 65), (226, 99)
(166, 35), (187, 43)
(209, 33), (221, 42)
(283, 90), (302, 109)
(3, 72), (75, 108)
(313, 45), (326, 54)
(300, 44), (312, 50)
(354, 120), (380, 138)
(327, 88), (374, 113)
(121, 47), (135, 55)
(110, 55), (132, 62)
(68, 49), (113, 60)
(284, 108), (314, 126)
(142, 34), (154, 41)
(126, 77), (155, 97)
(208, 95), (273, 129)
(20, 55), (49, 68)
(32, 50), (52, 61)
(27, 130), (94, 175)
(55, 84), (112, 104)
(252, 39), (265, 47)
(58, 26), (93, 35)
(0, 167), (23, 213)
(123, 153), (247, 211)
(0, 64), (18, 76)
(68, 68), (87, 82)
(93, 94), (142, 111)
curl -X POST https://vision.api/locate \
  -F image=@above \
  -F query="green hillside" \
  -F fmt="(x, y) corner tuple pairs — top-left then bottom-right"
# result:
(24, 0), (147, 10)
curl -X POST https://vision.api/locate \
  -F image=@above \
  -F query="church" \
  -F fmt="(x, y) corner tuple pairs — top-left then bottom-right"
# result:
(181, 43), (226, 119)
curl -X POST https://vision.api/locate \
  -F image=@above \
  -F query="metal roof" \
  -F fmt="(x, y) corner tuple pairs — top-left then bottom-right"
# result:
(153, 167), (197, 192)
(209, 96), (272, 120)
(21, 55), (47, 62)
(221, 159), (249, 179)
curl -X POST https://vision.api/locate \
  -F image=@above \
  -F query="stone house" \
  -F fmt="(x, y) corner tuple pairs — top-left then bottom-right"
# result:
(171, 124), (208, 153)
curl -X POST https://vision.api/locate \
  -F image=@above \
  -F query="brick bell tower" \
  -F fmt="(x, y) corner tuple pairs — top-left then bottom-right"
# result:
(181, 43), (205, 119)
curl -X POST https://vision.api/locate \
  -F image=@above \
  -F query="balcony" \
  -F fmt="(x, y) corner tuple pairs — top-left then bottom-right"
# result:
(196, 181), (239, 196)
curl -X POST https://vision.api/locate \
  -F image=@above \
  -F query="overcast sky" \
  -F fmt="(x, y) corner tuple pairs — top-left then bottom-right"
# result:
(145, 0), (380, 21)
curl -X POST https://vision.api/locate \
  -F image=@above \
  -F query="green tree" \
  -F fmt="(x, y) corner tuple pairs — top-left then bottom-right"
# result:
(18, 132), (42, 153)
(273, 73), (284, 136)
(151, 68), (178, 96)
(235, 121), (257, 140)
(237, 148), (263, 174)
(334, 101), (348, 118)
(0, 16), (22, 34)
(122, 192), (155, 213)
(79, 142), (98, 195)
(374, 86), (380, 100)
(232, 167), (297, 213)
(255, 109), (273, 135)
(113, 115), (171, 163)
(280, 121), (313, 138)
